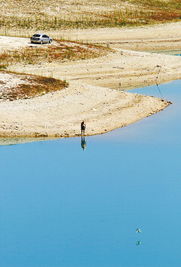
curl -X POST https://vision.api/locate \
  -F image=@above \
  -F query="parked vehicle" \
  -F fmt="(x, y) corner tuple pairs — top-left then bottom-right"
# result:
(30, 34), (52, 44)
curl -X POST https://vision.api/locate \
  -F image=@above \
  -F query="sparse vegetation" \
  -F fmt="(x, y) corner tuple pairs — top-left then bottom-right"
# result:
(0, 41), (109, 68)
(0, 0), (180, 33)
(0, 71), (68, 100)
(0, 39), (109, 101)
(0, 64), (7, 70)
(0, 0), (180, 101)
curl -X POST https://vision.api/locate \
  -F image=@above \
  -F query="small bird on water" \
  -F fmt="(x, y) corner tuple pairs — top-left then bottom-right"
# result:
(136, 228), (142, 233)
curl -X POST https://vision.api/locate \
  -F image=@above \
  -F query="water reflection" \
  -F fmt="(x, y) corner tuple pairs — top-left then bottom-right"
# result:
(136, 240), (142, 246)
(1, 80), (181, 267)
(0, 137), (49, 146)
(81, 135), (87, 150)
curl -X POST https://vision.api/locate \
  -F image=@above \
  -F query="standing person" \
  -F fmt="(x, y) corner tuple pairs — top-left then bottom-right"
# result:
(81, 121), (86, 136)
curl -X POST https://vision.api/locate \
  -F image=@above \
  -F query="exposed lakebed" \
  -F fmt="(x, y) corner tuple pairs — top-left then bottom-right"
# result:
(0, 80), (181, 267)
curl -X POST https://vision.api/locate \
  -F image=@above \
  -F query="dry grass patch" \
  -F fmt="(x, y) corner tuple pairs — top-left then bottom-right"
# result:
(0, 41), (109, 68)
(0, 0), (181, 32)
(0, 71), (68, 100)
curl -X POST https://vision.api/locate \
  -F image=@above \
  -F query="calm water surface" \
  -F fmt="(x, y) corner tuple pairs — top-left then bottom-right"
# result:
(1, 80), (181, 267)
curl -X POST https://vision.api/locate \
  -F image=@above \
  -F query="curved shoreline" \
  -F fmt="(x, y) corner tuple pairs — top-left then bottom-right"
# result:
(0, 79), (170, 138)
(0, 22), (180, 140)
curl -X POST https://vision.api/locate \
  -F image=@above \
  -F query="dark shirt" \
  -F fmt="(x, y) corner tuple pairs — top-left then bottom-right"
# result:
(81, 122), (86, 130)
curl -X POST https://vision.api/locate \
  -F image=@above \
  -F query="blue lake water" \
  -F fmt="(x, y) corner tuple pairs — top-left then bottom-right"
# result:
(1, 80), (181, 267)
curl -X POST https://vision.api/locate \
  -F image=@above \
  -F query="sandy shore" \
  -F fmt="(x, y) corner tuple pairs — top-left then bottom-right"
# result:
(11, 48), (181, 90)
(0, 22), (181, 139)
(0, 77), (169, 137)
(60, 22), (181, 40)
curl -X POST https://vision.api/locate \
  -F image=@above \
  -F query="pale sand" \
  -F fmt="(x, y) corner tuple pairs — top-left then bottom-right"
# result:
(0, 76), (169, 137)
(0, 22), (181, 138)
(57, 22), (181, 45)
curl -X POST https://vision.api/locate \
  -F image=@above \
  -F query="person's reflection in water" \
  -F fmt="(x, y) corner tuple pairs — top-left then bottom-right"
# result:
(81, 136), (87, 151)
(136, 240), (142, 246)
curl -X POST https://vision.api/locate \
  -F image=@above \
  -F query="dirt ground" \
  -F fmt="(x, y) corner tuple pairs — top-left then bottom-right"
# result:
(0, 75), (169, 138)
(0, 22), (181, 139)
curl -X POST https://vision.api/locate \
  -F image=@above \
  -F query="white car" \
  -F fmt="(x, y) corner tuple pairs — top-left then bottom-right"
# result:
(30, 34), (52, 44)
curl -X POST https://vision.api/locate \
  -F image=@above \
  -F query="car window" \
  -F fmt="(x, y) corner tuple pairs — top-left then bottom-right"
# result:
(33, 34), (41, 37)
(42, 35), (49, 38)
